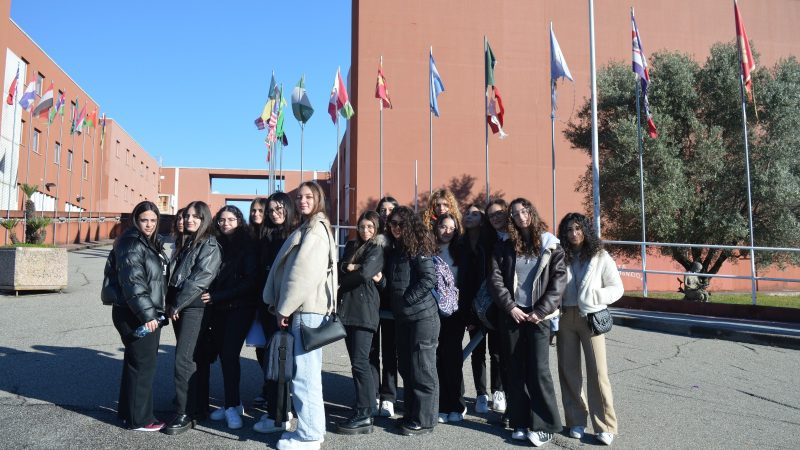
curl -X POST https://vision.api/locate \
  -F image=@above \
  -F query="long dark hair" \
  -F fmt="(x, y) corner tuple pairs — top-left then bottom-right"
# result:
(434, 212), (462, 264)
(267, 192), (298, 240)
(182, 201), (214, 249)
(171, 206), (186, 249)
(557, 212), (602, 263)
(387, 206), (436, 258)
(131, 201), (161, 246)
(249, 197), (268, 239)
(507, 198), (548, 257)
(375, 196), (399, 233)
(213, 205), (249, 244)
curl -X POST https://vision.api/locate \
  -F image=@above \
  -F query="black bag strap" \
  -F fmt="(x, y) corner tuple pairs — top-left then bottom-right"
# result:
(274, 331), (288, 423)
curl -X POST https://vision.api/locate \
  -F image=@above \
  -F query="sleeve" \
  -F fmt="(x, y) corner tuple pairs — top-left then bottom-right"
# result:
(101, 250), (119, 305)
(403, 255), (437, 305)
(117, 243), (158, 324)
(592, 251), (624, 306)
(277, 226), (330, 317)
(174, 240), (222, 312)
(533, 245), (567, 319)
(488, 247), (516, 313)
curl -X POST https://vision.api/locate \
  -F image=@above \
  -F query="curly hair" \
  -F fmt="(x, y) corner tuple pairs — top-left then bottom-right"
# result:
(388, 206), (437, 258)
(422, 188), (462, 230)
(213, 205), (250, 243)
(507, 198), (548, 257)
(557, 212), (602, 263)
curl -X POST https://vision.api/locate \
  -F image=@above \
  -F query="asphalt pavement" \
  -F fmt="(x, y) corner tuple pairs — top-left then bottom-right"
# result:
(0, 246), (798, 449)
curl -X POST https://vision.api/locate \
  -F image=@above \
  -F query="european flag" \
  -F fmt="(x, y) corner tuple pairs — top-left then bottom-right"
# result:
(429, 53), (445, 117)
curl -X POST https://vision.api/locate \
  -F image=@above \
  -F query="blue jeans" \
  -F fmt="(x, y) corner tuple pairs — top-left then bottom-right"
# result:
(290, 313), (326, 441)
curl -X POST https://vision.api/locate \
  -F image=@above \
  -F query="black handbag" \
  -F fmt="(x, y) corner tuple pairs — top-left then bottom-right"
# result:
(587, 308), (613, 335)
(299, 313), (347, 352)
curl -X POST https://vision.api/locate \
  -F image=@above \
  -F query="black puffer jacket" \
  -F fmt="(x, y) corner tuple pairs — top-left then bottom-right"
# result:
(102, 227), (169, 324)
(208, 233), (258, 309)
(338, 239), (384, 331)
(381, 245), (438, 323)
(168, 236), (223, 312)
(489, 232), (566, 319)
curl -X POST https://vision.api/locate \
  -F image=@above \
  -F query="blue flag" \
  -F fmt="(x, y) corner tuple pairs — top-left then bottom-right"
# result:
(429, 53), (445, 117)
(550, 22), (573, 116)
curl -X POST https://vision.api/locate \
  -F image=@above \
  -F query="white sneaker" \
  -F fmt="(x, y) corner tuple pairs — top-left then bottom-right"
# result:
(448, 407), (467, 422)
(475, 394), (490, 413)
(211, 404), (243, 421)
(437, 413), (449, 423)
(253, 415), (287, 434)
(276, 433), (322, 450)
(528, 431), (553, 447)
(379, 400), (395, 417)
(597, 432), (614, 445)
(569, 426), (585, 439)
(492, 391), (506, 413)
(511, 428), (528, 440)
(224, 407), (243, 430)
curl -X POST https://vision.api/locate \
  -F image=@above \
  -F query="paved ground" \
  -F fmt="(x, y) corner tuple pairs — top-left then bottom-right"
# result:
(1, 246), (798, 449)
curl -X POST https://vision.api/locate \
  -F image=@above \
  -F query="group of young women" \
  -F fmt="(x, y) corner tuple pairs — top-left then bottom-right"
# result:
(104, 183), (623, 449)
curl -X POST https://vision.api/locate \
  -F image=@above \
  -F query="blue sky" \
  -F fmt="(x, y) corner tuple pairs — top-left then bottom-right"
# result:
(11, 1), (351, 191)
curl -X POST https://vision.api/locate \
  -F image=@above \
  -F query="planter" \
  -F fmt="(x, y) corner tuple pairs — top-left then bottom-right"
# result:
(0, 247), (68, 292)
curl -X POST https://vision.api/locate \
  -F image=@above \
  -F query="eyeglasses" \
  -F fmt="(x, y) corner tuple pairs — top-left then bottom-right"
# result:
(388, 220), (405, 228)
(217, 218), (238, 225)
(267, 205), (284, 215)
(358, 224), (375, 231)
(488, 211), (506, 220)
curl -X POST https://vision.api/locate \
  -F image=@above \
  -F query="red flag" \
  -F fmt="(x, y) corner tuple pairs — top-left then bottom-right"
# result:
(487, 86), (507, 139)
(375, 62), (392, 109)
(735, 0), (756, 97)
(6, 68), (19, 105)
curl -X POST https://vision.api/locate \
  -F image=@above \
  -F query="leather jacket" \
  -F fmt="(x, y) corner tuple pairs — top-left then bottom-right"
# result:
(102, 227), (169, 324)
(380, 245), (438, 322)
(168, 236), (222, 312)
(488, 232), (566, 320)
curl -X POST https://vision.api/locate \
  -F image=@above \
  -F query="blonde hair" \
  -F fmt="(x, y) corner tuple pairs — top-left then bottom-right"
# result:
(422, 188), (462, 230)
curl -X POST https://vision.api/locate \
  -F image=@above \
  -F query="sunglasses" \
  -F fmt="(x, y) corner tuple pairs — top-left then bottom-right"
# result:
(389, 220), (405, 228)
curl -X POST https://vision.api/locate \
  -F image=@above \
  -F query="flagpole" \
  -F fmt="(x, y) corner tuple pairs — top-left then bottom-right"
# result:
(551, 79), (557, 230)
(67, 101), (76, 244)
(379, 55), (384, 198)
(43, 112), (50, 217)
(88, 130), (96, 240)
(635, 78), (649, 297)
(24, 76), (35, 186)
(429, 47), (434, 196)
(78, 126), (87, 241)
(300, 123), (305, 182)
(336, 87), (342, 244)
(279, 139), (284, 191)
(588, 0), (601, 238)
(484, 37), (491, 202)
(98, 115), (105, 222)
(54, 105), (64, 245)
(4, 63), (20, 244)
(735, 0), (758, 305)
(279, 84), (284, 191)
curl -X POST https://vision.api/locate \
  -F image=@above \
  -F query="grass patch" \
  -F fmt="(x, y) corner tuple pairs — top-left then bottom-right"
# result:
(627, 291), (800, 309)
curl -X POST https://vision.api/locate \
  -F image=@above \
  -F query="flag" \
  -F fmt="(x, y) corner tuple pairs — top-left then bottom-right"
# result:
(71, 100), (85, 135)
(6, 67), (19, 105)
(375, 62), (392, 109)
(255, 72), (277, 129)
(276, 90), (288, 142)
(291, 75), (314, 123)
(485, 41), (497, 87)
(631, 9), (657, 138)
(100, 113), (107, 148)
(735, 0), (756, 98)
(18, 82), (36, 111)
(429, 53), (445, 117)
(49, 91), (65, 125)
(487, 86), (508, 139)
(550, 22), (573, 115)
(328, 68), (354, 123)
(84, 108), (97, 128)
(33, 82), (54, 117)
(266, 85), (281, 145)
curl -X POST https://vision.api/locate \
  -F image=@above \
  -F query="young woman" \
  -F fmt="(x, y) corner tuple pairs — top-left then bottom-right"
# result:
(433, 213), (468, 424)
(199, 206), (257, 430)
(556, 213), (622, 446)
(254, 192), (300, 434)
(372, 195), (400, 417)
(422, 188), (462, 230)
(164, 207), (186, 259)
(163, 201), (222, 436)
(104, 201), (169, 432)
(488, 198), (565, 447)
(379, 206), (439, 436)
(248, 196), (269, 408)
(263, 182), (337, 449)
(336, 210), (384, 435)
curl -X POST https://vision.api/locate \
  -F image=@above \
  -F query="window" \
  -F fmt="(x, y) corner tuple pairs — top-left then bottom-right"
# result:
(36, 72), (44, 96)
(82, 160), (89, 179)
(116, 140), (120, 158)
(32, 129), (40, 154)
(54, 142), (61, 165)
(67, 150), (73, 171)
(114, 178), (119, 197)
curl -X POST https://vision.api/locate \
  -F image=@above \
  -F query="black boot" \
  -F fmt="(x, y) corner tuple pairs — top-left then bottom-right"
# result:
(162, 414), (194, 435)
(336, 408), (374, 435)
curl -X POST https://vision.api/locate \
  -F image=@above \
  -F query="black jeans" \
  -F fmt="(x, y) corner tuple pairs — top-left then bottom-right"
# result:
(396, 314), (440, 428)
(173, 306), (206, 416)
(112, 306), (161, 428)
(500, 314), (562, 433)
(469, 326), (505, 396)
(370, 315), (399, 403)
(345, 326), (377, 410)
(437, 315), (465, 413)
(211, 306), (255, 407)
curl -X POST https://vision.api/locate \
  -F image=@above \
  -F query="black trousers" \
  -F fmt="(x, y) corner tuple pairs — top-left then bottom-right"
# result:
(469, 326), (505, 396)
(173, 306), (206, 416)
(437, 314), (465, 413)
(396, 314), (440, 428)
(112, 306), (161, 428)
(345, 326), (377, 410)
(500, 314), (562, 433)
(370, 315), (399, 403)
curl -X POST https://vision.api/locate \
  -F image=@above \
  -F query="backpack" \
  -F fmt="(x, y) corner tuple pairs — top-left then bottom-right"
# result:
(431, 255), (459, 317)
(265, 330), (294, 382)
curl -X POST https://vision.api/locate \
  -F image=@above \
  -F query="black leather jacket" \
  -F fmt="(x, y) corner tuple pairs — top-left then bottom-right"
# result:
(102, 227), (169, 324)
(168, 236), (222, 312)
(380, 245), (438, 323)
(207, 233), (258, 309)
(338, 239), (384, 331)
